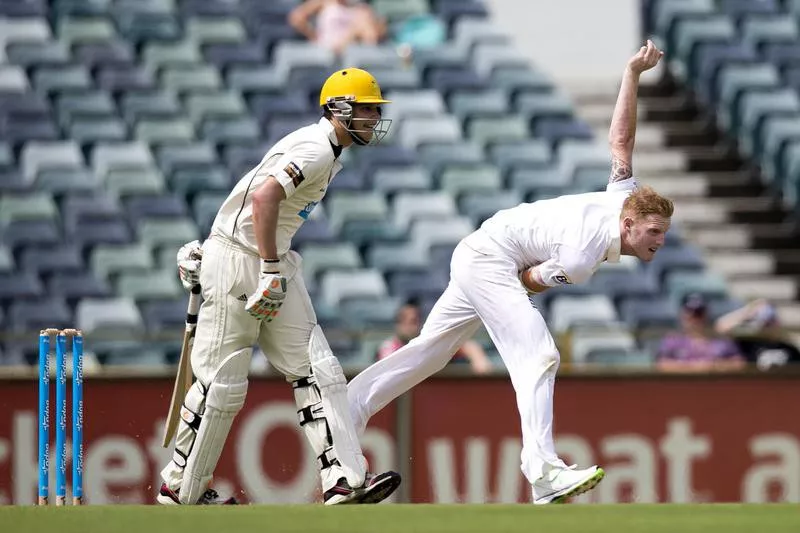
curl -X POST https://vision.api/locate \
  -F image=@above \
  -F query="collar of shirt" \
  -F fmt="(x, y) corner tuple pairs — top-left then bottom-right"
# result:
(319, 117), (343, 157)
(605, 215), (621, 263)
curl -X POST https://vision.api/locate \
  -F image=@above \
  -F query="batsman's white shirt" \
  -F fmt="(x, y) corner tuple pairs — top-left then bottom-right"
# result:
(348, 179), (637, 487)
(212, 117), (343, 260)
(193, 118), (343, 383)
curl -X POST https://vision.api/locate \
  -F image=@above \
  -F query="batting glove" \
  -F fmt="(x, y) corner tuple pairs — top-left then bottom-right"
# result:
(177, 240), (203, 291)
(245, 260), (287, 322)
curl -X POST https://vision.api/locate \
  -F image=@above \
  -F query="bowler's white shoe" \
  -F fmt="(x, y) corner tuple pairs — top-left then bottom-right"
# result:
(532, 465), (605, 505)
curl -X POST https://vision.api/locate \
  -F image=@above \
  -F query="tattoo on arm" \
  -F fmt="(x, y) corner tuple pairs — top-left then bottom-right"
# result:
(610, 157), (633, 183)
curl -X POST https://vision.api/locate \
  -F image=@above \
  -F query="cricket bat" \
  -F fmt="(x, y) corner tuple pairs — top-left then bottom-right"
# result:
(162, 283), (202, 448)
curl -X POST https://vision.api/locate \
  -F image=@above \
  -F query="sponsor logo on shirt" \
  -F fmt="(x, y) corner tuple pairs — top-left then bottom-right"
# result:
(284, 161), (304, 187)
(553, 272), (572, 285)
(298, 201), (319, 220)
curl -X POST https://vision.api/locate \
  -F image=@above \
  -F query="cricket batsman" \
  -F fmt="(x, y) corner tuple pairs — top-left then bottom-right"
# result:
(159, 68), (401, 505)
(346, 41), (669, 504)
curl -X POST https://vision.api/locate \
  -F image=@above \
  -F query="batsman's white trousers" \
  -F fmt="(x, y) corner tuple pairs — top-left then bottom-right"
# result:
(191, 235), (317, 383)
(161, 235), (317, 489)
(348, 239), (569, 483)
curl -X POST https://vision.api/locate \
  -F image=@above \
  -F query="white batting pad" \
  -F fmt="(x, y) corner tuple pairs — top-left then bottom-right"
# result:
(309, 325), (367, 488)
(179, 348), (251, 504)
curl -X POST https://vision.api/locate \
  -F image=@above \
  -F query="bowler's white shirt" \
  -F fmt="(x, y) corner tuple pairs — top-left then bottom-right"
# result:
(211, 118), (343, 256)
(463, 179), (637, 286)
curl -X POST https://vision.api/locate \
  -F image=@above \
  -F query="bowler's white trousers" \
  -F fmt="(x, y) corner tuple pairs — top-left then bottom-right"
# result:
(348, 239), (569, 483)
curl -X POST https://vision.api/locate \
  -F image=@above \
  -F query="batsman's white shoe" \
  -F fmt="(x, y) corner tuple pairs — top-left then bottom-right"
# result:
(324, 471), (402, 505)
(157, 483), (237, 505)
(532, 465), (605, 505)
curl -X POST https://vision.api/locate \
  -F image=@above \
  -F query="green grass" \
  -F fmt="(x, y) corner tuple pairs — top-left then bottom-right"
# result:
(2, 504), (799, 533)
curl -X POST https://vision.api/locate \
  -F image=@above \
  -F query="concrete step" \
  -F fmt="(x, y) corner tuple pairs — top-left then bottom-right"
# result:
(727, 276), (798, 303)
(635, 151), (688, 173)
(685, 226), (751, 249)
(704, 251), (775, 276)
(646, 176), (708, 197)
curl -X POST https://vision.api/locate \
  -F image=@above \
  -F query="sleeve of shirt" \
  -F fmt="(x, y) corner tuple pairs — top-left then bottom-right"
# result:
(535, 244), (597, 287)
(269, 141), (327, 199)
(606, 177), (638, 193)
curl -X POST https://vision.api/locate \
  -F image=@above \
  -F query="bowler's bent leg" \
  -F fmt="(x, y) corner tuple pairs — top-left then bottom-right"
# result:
(347, 281), (482, 436)
(451, 243), (567, 484)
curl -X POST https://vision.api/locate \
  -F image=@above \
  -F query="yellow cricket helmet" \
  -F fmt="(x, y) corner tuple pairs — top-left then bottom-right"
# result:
(319, 67), (390, 106)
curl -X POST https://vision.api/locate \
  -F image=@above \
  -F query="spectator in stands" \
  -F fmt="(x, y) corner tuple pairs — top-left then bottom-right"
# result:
(656, 293), (746, 372)
(377, 300), (493, 374)
(714, 299), (800, 371)
(289, 0), (388, 55)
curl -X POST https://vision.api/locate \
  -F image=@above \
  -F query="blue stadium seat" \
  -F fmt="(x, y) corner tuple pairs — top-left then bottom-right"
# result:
(8, 298), (73, 331)
(48, 271), (113, 300)
(71, 216), (133, 249)
(19, 244), (84, 276)
(0, 0), (46, 17)
(203, 42), (267, 68)
(389, 269), (449, 300)
(124, 194), (188, 226)
(140, 298), (190, 331)
(329, 167), (367, 192)
(425, 66), (488, 94)
(97, 65), (156, 92)
(249, 93), (312, 121)
(532, 117), (594, 144)
(292, 218), (337, 246)
(1, 220), (60, 250)
(74, 41), (135, 68)
(0, 272), (43, 302)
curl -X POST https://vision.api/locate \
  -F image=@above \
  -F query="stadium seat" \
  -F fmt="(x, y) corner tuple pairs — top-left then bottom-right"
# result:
(76, 295), (143, 327)
(367, 241), (430, 272)
(549, 294), (619, 334)
(8, 298), (73, 331)
(140, 298), (189, 331)
(0, 219), (61, 249)
(124, 194), (188, 226)
(192, 192), (228, 231)
(666, 270), (728, 304)
(439, 164), (503, 195)
(328, 193), (389, 232)
(91, 242), (155, 280)
(448, 88), (509, 118)
(321, 269), (388, 307)
(465, 115), (529, 147)
(19, 244), (83, 276)
(621, 296), (681, 330)
(155, 143), (218, 175)
(47, 271), (112, 300)
(301, 242), (362, 285)
(0, 245), (13, 272)
(0, 66), (30, 92)
(570, 328), (637, 365)
(371, 165), (433, 193)
(138, 218), (201, 250)
(21, 141), (84, 185)
(459, 190), (522, 225)
(119, 91), (182, 124)
(115, 269), (182, 300)
(0, 272), (44, 303)
(393, 191), (457, 229)
(0, 192), (59, 225)
(185, 91), (247, 123)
